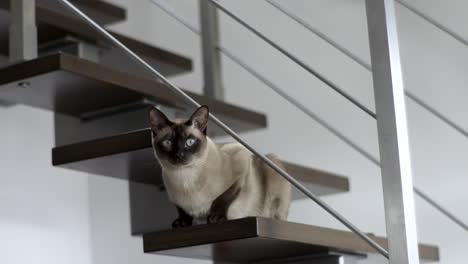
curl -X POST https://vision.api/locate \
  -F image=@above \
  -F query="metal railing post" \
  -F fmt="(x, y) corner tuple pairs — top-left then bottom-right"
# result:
(199, 0), (224, 100)
(9, 0), (37, 62)
(365, 0), (420, 263)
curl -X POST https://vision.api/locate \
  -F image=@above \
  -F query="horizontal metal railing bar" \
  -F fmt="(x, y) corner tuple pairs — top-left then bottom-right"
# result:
(414, 188), (468, 232)
(266, 0), (372, 71)
(267, 0), (468, 140)
(60, 0), (390, 258)
(405, 91), (468, 138)
(207, 0), (376, 119)
(267, 0), (468, 232)
(395, 0), (468, 47)
(149, 0), (200, 34)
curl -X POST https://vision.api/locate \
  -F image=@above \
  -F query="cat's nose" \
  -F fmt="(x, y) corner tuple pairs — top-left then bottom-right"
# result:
(176, 152), (185, 159)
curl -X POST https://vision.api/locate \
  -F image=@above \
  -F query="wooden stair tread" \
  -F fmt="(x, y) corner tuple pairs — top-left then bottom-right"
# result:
(0, 2), (192, 76)
(282, 161), (349, 197)
(52, 127), (350, 198)
(0, 0), (126, 25)
(143, 217), (439, 262)
(38, 0), (126, 25)
(0, 53), (262, 128)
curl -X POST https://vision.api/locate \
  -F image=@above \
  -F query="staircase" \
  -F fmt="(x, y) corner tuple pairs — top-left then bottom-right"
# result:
(0, 1), (441, 263)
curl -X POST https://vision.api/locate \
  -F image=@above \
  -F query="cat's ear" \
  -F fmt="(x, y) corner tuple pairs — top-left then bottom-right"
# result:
(148, 107), (171, 135)
(189, 105), (209, 134)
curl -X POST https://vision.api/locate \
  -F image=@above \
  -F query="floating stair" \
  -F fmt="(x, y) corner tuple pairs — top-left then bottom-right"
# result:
(0, 53), (263, 131)
(143, 217), (439, 263)
(52, 128), (350, 199)
(0, 1), (191, 77)
(0, 0), (126, 26)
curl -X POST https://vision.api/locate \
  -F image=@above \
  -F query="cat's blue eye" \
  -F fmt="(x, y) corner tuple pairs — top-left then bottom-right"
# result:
(186, 138), (196, 147)
(161, 139), (172, 148)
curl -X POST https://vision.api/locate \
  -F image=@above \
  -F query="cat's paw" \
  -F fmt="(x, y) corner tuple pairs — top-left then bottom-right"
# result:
(207, 214), (227, 224)
(172, 218), (192, 228)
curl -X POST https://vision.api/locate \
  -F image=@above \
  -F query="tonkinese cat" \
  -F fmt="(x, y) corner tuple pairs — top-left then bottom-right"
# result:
(148, 105), (291, 228)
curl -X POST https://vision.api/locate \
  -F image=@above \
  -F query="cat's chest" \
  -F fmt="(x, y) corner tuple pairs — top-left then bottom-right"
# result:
(162, 169), (217, 217)
(173, 190), (213, 218)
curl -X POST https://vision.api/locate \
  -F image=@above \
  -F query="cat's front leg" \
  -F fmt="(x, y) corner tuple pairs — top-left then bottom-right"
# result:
(208, 180), (241, 224)
(207, 213), (226, 224)
(172, 206), (193, 228)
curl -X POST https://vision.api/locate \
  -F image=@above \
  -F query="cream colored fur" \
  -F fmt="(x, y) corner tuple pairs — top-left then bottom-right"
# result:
(154, 136), (291, 224)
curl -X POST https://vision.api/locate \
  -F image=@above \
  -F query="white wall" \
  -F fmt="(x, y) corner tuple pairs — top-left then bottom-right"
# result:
(87, 176), (209, 264)
(0, 106), (92, 264)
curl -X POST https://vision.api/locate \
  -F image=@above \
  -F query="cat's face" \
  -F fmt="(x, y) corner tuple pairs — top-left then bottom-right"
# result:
(148, 106), (209, 167)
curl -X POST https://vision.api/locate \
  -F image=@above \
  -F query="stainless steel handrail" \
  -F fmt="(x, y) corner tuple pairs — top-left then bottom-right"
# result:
(59, 0), (390, 258)
(267, 0), (468, 232)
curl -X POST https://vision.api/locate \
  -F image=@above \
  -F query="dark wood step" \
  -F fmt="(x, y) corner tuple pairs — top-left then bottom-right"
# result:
(0, 0), (126, 25)
(143, 217), (439, 263)
(282, 161), (349, 198)
(52, 128), (350, 199)
(62, 0), (126, 24)
(0, 1), (192, 76)
(0, 53), (262, 128)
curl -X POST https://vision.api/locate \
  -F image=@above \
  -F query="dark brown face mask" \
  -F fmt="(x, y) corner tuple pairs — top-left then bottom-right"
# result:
(148, 106), (209, 166)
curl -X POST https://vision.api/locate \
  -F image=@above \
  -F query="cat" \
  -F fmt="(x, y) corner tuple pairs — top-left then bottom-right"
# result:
(148, 105), (291, 228)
